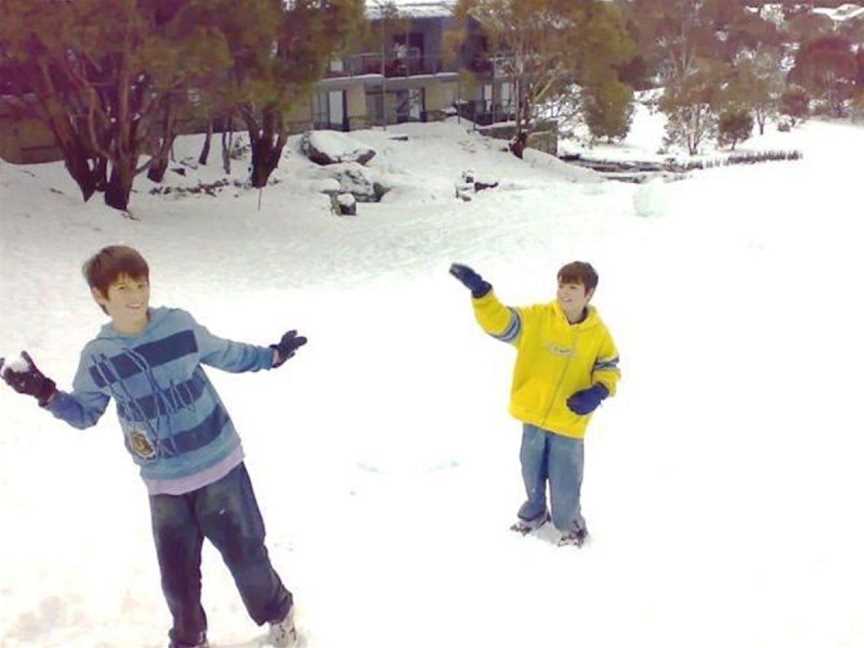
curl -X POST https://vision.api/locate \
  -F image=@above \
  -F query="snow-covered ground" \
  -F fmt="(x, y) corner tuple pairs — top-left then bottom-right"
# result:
(2, 112), (864, 648)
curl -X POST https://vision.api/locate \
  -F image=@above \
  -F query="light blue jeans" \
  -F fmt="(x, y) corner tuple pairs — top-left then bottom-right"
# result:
(517, 423), (587, 534)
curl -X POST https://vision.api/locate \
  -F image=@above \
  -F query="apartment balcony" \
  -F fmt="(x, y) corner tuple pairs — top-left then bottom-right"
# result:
(466, 55), (494, 75)
(456, 99), (516, 126)
(325, 53), (457, 79)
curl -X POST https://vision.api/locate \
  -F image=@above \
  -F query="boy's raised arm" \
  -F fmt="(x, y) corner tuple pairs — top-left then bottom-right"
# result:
(449, 263), (492, 298)
(449, 263), (523, 345)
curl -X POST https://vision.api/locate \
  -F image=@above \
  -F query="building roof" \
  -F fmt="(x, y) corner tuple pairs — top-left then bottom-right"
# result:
(365, 0), (456, 20)
(811, 4), (864, 21)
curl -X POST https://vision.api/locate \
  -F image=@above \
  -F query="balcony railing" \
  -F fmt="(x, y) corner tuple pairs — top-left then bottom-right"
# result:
(455, 99), (516, 127)
(326, 53), (457, 79)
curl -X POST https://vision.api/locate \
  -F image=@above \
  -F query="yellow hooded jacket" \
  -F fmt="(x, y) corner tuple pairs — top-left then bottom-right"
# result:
(472, 291), (620, 439)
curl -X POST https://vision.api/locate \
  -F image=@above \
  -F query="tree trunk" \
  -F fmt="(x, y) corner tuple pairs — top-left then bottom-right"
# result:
(510, 84), (529, 159)
(509, 131), (527, 159)
(60, 141), (101, 202)
(31, 72), (103, 202)
(94, 156), (108, 192)
(246, 107), (286, 188)
(147, 101), (177, 183)
(105, 153), (138, 211)
(146, 153), (170, 182)
(199, 119), (213, 166)
(222, 115), (234, 175)
(249, 135), (284, 187)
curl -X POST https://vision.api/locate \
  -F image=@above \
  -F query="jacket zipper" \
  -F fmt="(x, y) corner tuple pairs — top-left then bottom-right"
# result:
(540, 348), (574, 429)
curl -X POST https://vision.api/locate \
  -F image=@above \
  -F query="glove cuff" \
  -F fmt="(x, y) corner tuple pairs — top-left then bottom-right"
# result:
(592, 383), (609, 399)
(471, 281), (492, 298)
(269, 345), (286, 369)
(37, 378), (57, 407)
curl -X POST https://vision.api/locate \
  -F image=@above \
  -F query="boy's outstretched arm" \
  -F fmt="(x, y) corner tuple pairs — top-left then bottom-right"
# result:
(1, 352), (110, 428)
(190, 312), (307, 372)
(449, 263), (523, 345)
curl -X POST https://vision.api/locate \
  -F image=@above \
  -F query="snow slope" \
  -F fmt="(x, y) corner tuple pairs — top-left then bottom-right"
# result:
(1, 115), (864, 648)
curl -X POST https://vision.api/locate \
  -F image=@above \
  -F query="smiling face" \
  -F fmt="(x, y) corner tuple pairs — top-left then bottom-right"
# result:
(92, 273), (151, 335)
(557, 281), (593, 323)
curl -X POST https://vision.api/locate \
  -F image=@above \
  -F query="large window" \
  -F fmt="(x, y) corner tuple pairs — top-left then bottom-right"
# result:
(366, 91), (385, 126)
(313, 90), (347, 131)
(395, 88), (425, 122)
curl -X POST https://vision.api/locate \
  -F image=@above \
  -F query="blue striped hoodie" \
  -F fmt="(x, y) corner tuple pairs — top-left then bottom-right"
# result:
(46, 307), (274, 495)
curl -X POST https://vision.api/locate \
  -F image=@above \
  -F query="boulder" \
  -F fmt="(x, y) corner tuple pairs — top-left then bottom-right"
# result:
(301, 130), (376, 166)
(336, 193), (357, 216)
(455, 169), (498, 201)
(324, 162), (390, 203)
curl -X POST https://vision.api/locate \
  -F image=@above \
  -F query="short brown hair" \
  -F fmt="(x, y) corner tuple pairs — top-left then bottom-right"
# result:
(83, 245), (149, 296)
(557, 261), (598, 293)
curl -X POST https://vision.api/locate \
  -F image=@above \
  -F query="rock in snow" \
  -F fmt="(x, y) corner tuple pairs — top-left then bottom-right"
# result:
(301, 130), (377, 166)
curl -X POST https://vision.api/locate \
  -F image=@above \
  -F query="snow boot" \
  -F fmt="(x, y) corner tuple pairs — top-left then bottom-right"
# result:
(558, 528), (589, 547)
(509, 511), (551, 535)
(269, 605), (298, 648)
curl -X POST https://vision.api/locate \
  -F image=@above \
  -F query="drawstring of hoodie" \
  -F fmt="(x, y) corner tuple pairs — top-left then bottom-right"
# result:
(92, 353), (160, 448)
(167, 377), (192, 415)
(123, 348), (174, 446)
(123, 346), (200, 456)
(178, 377), (198, 415)
(93, 341), (205, 460)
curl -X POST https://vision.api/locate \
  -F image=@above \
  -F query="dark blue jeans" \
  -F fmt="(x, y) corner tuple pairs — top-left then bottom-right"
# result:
(149, 463), (292, 648)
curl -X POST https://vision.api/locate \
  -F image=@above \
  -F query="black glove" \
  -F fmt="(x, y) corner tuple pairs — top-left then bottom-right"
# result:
(566, 384), (609, 415)
(449, 263), (492, 298)
(1, 351), (57, 406)
(270, 330), (307, 368)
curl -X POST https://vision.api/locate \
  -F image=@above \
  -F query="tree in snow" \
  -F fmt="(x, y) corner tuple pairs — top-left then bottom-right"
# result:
(717, 108), (753, 150)
(626, 0), (719, 86)
(722, 49), (785, 135)
(189, 0), (364, 188)
(0, 0), (364, 209)
(784, 12), (834, 45)
(779, 85), (810, 126)
(789, 35), (858, 117)
(453, 0), (634, 158)
(659, 58), (727, 155)
(583, 78), (634, 143)
(0, 0), (232, 211)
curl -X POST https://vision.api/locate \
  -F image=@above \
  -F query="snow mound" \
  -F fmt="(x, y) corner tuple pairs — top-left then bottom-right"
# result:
(632, 177), (668, 218)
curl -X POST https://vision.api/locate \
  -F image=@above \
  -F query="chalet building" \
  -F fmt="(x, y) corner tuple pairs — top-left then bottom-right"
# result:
(0, 0), (532, 164)
(285, 0), (516, 133)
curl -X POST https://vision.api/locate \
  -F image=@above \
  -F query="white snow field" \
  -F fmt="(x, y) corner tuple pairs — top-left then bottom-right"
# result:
(1, 111), (864, 648)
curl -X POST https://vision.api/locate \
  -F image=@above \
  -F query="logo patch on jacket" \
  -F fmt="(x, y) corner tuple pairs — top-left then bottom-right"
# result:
(129, 430), (157, 460)
(545, 343), (575, 357)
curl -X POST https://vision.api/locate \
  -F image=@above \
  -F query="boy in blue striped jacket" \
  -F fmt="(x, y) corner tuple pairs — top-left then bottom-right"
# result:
(0, 245), (305, 648)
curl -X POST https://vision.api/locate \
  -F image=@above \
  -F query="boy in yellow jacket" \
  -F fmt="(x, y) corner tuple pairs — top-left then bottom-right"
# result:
(450, 261), (620, 546)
